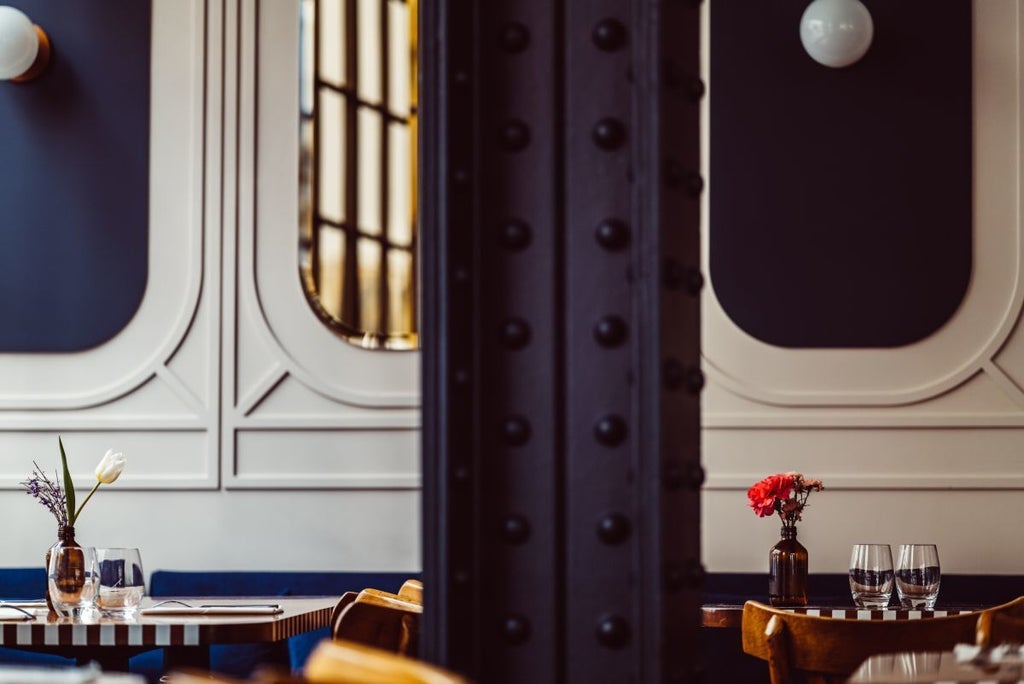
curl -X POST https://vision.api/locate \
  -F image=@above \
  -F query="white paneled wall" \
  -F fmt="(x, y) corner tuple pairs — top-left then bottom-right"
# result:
(0, 0), (420, 574)
(701, 0), (1024, 574)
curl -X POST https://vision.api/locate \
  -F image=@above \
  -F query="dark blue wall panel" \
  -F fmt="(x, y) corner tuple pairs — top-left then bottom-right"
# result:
(0, 0), (151, 352)
(710, 0), (972, 348)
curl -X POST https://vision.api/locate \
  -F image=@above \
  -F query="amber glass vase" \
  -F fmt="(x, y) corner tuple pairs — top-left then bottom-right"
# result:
(45, 525), (85, 615)
(768, 526), (808, 607)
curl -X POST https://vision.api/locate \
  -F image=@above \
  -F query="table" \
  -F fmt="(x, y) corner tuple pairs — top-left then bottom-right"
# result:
(848, 651), (1024, 682)
(702, 604), (978, 629)
(0, 597), (337, 674)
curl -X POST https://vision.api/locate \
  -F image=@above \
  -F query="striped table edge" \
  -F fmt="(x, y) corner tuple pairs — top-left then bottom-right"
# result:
(700, 604), (986, 629)
(786, 608), (975, 620)
(0, 622), (202, 647)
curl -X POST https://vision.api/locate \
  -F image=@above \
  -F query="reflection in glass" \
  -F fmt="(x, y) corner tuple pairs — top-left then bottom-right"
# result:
(299, 0), (418, 350)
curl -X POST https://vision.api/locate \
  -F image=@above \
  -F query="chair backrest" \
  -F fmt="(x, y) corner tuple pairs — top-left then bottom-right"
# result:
(399, 579), (423, 605)
(304, 638), (467, 684)
(975, 595), (1024, 647)
(332, 589), (423, 655)
(741, 600), (980, 683)
(328, 591), (360, 636)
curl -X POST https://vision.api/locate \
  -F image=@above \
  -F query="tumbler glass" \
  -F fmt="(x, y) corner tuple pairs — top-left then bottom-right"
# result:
(895, 544), (940, 609)
(849, 543), (894, 609)
(47, 545), (98, 618)
(96, 548), (145, 617)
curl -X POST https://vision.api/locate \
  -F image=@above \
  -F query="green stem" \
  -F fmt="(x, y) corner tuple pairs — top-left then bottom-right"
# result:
(72, 481), (101, 526)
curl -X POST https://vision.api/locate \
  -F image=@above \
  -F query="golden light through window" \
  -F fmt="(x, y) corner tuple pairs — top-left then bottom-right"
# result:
(299, 0), (418, 350)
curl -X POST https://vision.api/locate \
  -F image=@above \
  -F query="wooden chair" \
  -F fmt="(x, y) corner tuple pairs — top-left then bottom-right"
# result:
(975, 595), (1024, 647)
(328, 591), (360, 637)
(304, 638), (467, 684)
(741, 600), (980, 683)
(331, 589), (423, 655)
(398, 579), (423, 605)
(358, 579), (423, 606)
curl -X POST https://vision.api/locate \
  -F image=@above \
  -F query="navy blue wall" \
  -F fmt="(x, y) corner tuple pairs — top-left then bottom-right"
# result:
(0, 0), (151, 351)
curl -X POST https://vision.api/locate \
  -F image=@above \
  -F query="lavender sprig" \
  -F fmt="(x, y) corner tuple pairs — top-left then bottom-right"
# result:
(20, 461), (68, 527)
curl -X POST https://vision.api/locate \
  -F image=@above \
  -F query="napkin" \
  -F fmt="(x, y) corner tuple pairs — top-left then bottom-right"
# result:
(954, 642), (1024, 664)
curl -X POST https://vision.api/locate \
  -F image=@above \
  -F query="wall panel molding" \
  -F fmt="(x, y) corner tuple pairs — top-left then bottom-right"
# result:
(0, 0), (418, 575)
(0, 0), (207, 412)
(701, 0), (1022, 409)
(701, 1), (1024, 578)
(248, 0), (418, 410)
(0, 0), (218, 491)
(225, 0), (421, 490)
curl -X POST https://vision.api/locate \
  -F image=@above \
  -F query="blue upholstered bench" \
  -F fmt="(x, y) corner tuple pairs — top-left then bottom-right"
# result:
(0, 568), (70, 669)
(0, 568), (418, 683)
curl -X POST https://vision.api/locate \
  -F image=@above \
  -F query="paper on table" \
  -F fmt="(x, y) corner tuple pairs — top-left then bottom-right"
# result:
(0, 607), (36, 621)
(139, 604), (283, 616)
(0, 601), (46, 609)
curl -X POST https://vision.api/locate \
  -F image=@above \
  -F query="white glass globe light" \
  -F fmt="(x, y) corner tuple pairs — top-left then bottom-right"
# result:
(799, 0), (874, 68)
(0, 6), (39, 80)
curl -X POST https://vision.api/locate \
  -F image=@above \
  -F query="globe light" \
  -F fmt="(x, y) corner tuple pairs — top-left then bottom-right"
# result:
(799, 0), (874, 69)
(0, 5), (50, 82)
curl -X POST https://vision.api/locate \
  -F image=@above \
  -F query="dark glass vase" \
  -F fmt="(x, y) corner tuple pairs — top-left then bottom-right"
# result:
(768, 525), (808, 607)
(45, 525), (84, 615)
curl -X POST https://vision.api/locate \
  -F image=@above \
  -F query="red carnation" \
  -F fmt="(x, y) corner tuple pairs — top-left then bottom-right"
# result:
(747, 473), (795, 518)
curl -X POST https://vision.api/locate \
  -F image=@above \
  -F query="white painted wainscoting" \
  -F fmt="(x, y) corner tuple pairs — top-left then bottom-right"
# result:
(701, 0), (1024, 575)
(0, 0), (420, 574)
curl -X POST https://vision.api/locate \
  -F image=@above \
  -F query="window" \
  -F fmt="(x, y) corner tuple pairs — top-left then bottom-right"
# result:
(299, 0), (418, 350)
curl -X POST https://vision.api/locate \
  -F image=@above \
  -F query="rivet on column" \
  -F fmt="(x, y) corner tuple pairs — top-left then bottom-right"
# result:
(500, 120), (531, 152)
(685, 366), (705, 394)
(500, 219), (532, 251)
(502, 415), (532, 446)
(593, 315), (628, 348)
(500, 22), (530, 53)
(595, 219), (630, 251)
(592, 118), (626, 150)
(502, 614), (531, 644)
(500, 318), (531, 349)
(596, 513), (631, 545)
(591, 18), (626, 51)
(502, 515), (531, 544)
(595, 615), (631, 649)
(594, 414), (627, 446)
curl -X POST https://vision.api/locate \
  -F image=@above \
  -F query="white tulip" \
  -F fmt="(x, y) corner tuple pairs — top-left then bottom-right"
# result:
(95, 449), (126, 484)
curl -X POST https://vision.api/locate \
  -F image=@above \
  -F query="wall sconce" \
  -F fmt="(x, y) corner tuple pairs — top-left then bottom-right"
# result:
(0, 6), (51, 82)
(799, 0), (873, 68)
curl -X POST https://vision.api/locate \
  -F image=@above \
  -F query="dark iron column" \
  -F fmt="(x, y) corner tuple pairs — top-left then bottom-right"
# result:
(421, 0), (703, 680)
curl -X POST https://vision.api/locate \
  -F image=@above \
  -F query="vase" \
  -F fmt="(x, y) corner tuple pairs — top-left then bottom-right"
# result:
(45, 525), (85, 616)
(768, 525), (808, 607)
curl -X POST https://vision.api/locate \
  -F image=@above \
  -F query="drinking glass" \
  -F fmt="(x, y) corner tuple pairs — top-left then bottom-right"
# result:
(849, 544), (894, 608)
(47, 545), (98, 617)
(895, 543), (940, 609)
(96, 548), (145, 617)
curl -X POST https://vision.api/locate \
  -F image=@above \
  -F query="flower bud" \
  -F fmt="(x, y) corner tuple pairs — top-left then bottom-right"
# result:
(95, 449), (126, 484)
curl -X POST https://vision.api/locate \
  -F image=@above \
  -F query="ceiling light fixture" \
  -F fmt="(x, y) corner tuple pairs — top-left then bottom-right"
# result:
(799, 0), (874, 69)
(0, 6), (51, 82)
